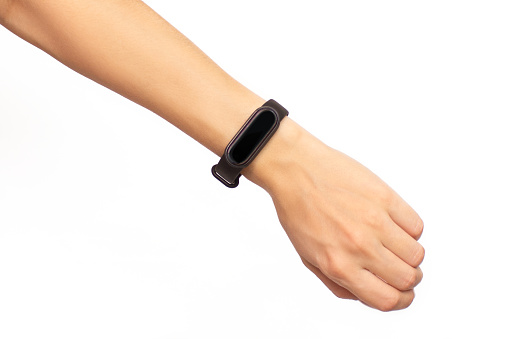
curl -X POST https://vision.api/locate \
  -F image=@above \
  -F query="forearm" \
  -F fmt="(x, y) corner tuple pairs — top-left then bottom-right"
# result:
(0, 0), (300, 189)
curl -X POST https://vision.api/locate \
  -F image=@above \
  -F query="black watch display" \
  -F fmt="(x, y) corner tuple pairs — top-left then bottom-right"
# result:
(212, 99), (289, 188)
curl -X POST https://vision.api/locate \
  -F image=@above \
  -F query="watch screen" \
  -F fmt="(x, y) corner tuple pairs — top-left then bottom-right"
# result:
(229, 109), (277, 165)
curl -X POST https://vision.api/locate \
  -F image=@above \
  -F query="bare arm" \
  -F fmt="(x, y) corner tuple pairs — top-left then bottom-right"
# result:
(0, 0), (424, 311)
(1, 0), (267, 156)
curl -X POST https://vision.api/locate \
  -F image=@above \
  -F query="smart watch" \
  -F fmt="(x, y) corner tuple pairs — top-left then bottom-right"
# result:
(212, 99), (289, 188)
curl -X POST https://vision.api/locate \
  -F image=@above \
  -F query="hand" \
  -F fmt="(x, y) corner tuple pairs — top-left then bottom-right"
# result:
(245, 119), (425, 311)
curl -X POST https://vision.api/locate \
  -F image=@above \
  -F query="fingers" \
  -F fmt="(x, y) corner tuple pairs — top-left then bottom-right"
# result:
(301, 257), (358, 300)
(337, 269), (416, 312)
(316, 248), (419, 311)
(378, 217), (425, 268)
(387, 193), (424, 240)
(365, 245), (423, 291)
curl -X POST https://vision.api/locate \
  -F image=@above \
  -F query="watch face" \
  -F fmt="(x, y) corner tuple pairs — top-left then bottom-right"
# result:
(229, 109), (277, 165)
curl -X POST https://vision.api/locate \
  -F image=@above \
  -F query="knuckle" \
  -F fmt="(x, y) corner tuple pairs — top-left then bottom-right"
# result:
(349, 231), (368, 251)
(348, 232), (380, 260)
(364, 207), (387, 229)
(372, 184), (396, 208)
(323, 260), (344, 280)
(401, 270), (419, 290)
(403, 290), (416, 309)
(320, 250), (348, 281)
(411, 244), (425, 267)
(350, 242), (369, 260)
(382, 191), (397, 208)
(414, 217), (424, 239)
(379, 292), (401, 312)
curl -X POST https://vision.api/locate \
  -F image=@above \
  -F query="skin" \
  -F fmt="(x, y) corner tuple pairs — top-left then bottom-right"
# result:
(0, 0), (424, 311)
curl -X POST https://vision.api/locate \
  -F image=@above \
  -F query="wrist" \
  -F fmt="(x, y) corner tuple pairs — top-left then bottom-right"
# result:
(241, 117), (319, 195)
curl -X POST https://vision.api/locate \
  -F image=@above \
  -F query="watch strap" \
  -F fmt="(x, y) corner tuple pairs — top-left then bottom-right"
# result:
(264, 99), (289, 121)
(211, 99), (288, 188)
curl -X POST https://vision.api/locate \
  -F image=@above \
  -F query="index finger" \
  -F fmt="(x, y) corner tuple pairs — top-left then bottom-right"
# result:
(387, 193), (424, 240)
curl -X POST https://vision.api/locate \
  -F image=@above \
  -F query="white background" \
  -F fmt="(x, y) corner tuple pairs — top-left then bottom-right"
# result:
(1, 1), (508, 338)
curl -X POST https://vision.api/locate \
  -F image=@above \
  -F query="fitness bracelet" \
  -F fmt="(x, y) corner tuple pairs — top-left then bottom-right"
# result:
(212, 99), (289, 188)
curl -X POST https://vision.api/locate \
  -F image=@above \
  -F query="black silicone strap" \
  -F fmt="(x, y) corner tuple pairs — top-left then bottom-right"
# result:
(212, 99), (288, 188)
(263, 99), (288, 121)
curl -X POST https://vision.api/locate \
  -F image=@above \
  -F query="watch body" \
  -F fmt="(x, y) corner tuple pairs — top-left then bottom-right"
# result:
(212, 99), (288, 188)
